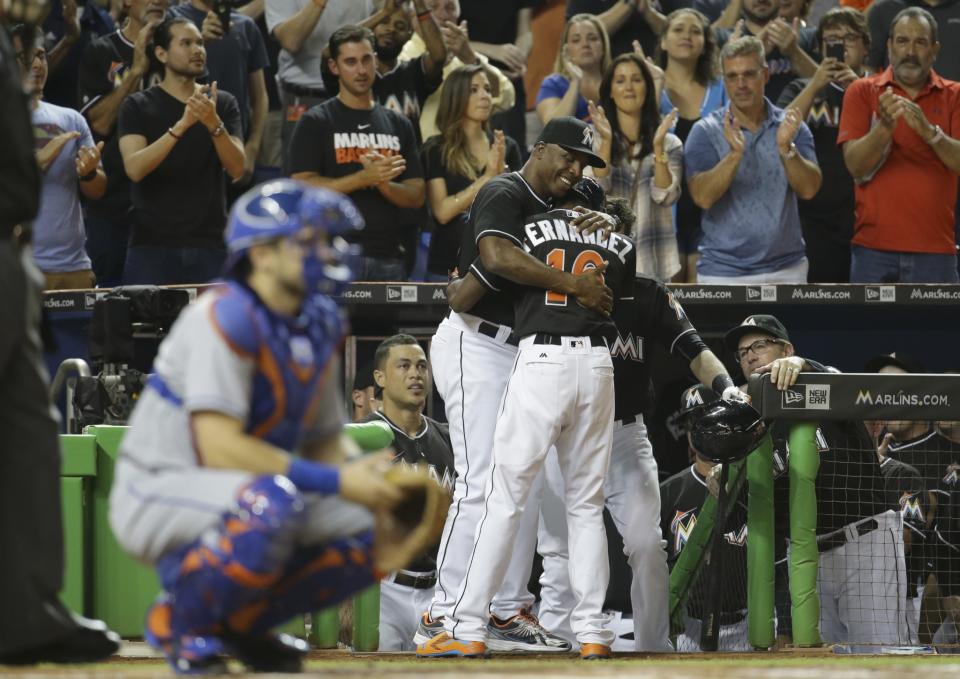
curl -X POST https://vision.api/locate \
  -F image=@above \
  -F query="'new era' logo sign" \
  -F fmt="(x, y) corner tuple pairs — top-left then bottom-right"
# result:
(746, 286), (777, 302)
(865, 286), (895, 302)
(386, 285), (418, 303)
(781, 384), (831, 410)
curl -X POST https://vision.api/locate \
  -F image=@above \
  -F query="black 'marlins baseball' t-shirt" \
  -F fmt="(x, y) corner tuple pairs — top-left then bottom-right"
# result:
(497, 207), (636, 339)
(459, 172), (553, 328)
(288, 98), (422, 260)
(79, 29), (164, 221)
(610, 277), (699, 422)
(660, 465), (749, 620)
(117, 86), (242, 249)
(367, 411), (454, 574)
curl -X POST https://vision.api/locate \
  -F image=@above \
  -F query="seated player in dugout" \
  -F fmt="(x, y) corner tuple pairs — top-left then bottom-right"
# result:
(724, 315), (903, 648)
(864, 353), (960, 645)
(108, 180), (441, 674)
(661, 385), (751, 653)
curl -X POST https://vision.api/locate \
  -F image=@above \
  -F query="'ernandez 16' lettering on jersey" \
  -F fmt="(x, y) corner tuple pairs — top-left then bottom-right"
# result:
(522, 211), (634, 264)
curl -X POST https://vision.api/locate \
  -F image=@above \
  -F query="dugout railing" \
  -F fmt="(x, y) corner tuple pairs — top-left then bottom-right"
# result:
(671, 372), (960, 651)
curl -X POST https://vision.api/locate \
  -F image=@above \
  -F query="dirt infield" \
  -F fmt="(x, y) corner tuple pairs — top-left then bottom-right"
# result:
(3, 650), (960, 678)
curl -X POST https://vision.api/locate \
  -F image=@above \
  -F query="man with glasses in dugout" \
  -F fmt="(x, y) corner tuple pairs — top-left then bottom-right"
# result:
(684, 36), (822, 284)
(725, 314), (907, 648)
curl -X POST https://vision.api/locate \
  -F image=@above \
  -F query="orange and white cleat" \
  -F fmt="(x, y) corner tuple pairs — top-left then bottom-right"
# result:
(580, 643), (611, 660)
(416, 632), (488, 658)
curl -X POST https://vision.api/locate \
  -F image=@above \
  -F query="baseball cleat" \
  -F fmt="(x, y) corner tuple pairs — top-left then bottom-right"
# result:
(224, 631), (309, 673)
(413, 612), (445, 645)
(580, 643), (612, 660)
(486, 609), (572, 652)
(416, 632), (488, 658)
(143, 599), (228, 675)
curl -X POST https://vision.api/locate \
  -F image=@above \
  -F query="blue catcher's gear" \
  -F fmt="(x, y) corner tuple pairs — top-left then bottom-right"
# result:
(224, 179), (364, 295)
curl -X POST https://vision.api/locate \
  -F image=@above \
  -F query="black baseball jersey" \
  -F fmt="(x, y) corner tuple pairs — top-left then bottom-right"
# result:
(504, 208), (635, 339)
(771, 420), (886, 537)
(458, 172), (552, 328)
(366, 411), (455, 573)
(932, 458), (960, 595)
(660, 465), (748, 619)
(886, 430), (960, 495)
(880, 456), (928, 592)
(769, 361), (887, 537)
(610, 276), (700, 421)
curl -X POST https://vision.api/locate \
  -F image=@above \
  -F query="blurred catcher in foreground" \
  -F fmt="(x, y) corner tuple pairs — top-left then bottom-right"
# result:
(108, 179), (448, 675)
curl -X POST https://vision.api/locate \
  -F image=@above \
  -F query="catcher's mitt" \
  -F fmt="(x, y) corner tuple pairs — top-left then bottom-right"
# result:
(373, 465), (451, 573)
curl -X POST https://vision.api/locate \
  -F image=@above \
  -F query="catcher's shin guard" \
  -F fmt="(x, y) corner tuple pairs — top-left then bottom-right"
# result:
(156, 475), (305, 636)
(225, 531), (378, 635)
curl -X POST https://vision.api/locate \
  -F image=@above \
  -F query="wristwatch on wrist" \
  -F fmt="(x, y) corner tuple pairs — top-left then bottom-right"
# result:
(654, 150), (668, 164)
(79, 169), (98, 182)
(209, 122), (226, 137)
(926, 124), (944, 145)
(780, 142), (798, 160)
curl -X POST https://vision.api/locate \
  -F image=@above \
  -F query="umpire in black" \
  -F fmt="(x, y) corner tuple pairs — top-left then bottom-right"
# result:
(725, 314), (907, 648)
(0, 7), (119, 664)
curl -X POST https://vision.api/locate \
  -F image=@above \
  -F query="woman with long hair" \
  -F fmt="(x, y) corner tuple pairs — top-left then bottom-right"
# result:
(589, 53), (682, 282)
(535, 13), (611, 124)
(656, 8), (725, 282)
(421, 63), (521, 279)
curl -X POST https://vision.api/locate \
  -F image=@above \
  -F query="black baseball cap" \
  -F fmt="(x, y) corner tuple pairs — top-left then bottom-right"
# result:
(724, 314), (791, 354)
(678, 383), (719, 417)
(535, 117), (606, 168)
(352, 362), (376, 392)
(863, 352), (925, 374)
(568, 176), (605, 211)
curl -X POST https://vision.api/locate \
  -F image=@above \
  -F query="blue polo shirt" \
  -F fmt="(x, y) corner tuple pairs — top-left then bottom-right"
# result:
(684, 100), (816, 277)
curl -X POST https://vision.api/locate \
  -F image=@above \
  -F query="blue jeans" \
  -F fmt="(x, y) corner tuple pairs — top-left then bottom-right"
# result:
(356, 256), (408, 282)
(850, 245), (959, 284)
(84, 212), (130, 288)
(123, 245), (226, 286)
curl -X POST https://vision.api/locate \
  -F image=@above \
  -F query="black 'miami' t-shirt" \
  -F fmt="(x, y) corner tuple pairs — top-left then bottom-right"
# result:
(777, 78), (853, 243)
(117, 85), (242, 249)
(288, 98), (422, 260)
(421, 134), (522, 276)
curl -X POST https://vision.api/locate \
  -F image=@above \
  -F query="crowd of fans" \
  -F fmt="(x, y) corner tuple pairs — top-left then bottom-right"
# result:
(20, 0), (960, 289)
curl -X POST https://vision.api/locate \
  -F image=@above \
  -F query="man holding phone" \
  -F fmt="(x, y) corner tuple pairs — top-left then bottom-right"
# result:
(170, 0), (270, 185)
(778, 7), (869, 283)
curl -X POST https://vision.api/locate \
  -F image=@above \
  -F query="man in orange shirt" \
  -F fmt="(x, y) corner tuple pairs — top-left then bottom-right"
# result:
(838, 7), (960, 283)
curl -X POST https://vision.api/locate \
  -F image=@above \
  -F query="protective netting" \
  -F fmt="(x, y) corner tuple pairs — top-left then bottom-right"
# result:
(666, 461), (752, 652)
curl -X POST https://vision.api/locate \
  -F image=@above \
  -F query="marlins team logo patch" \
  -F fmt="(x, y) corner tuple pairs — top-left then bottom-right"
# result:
(724, 524), (748, 547)
(900, 492), (925, 524)
(671, 509), (697, 553)
(944, 463), (960, 488)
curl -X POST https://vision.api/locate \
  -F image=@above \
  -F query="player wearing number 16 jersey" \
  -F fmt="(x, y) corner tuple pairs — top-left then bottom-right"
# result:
(424, 174), (636, 659)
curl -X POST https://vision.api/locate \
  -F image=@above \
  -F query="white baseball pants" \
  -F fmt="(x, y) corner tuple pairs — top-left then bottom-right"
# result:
(379, 574), (436, 651)
(818, 510), (910, 648)
(427, 313), (539, 622)
(447, 335), (616, 645)
(537, 418), (672, 651)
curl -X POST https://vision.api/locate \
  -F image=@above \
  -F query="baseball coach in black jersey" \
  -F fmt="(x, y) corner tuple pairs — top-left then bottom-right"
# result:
(725, 314), (907, 649)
